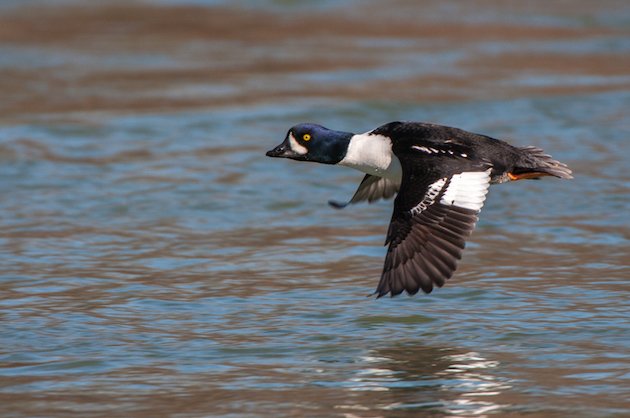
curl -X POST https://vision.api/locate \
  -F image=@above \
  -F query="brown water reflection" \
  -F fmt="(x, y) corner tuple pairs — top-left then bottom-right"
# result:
(1, 1), (629, 417)
(1, 1), (628, 120)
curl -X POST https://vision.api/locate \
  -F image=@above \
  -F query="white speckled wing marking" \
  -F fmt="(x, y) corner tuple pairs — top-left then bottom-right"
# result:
(411, 145), (449, 155)
(410, 178), (446, 215)
(412, 145), (432, 154)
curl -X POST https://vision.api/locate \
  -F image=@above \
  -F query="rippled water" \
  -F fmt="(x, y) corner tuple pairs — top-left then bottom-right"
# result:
(1, 1), (629, 417)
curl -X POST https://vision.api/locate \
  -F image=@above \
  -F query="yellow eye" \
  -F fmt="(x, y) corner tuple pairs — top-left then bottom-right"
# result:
(302, 133), (311, 141)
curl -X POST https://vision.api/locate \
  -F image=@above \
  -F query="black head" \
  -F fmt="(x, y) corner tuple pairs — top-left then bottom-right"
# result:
(266, 123), (353, 165)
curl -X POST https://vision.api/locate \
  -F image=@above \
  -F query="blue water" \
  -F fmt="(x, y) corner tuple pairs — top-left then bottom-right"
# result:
(1, 1), (629, 417)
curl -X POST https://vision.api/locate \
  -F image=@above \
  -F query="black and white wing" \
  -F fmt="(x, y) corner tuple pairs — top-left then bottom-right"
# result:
(375, 167), (492, 297)
(329, 174), (400, 209)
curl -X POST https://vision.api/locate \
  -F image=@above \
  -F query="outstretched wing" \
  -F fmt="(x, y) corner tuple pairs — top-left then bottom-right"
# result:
(329, 174), (400, 209)
(375, 168), (492, 297)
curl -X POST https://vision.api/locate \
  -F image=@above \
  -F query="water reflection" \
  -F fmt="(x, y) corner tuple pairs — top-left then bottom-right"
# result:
(331, 345), (512, 416)
(440, 352), (509, 416)
(1, 0), (629, 417)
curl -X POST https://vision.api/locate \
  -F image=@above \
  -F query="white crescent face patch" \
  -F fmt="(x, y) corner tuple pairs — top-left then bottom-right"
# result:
(288, 132), (308, 155)
(440, 169), (492, 211)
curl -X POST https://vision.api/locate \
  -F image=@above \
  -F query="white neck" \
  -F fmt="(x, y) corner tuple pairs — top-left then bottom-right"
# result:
(338, 132), (402, 181)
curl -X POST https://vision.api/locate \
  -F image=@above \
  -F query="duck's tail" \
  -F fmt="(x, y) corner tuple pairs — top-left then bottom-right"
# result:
(508, 146), (573, 181)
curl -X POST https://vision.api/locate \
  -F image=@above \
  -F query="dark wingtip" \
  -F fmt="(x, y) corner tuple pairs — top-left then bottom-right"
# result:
(328, 200), (349, 209)
(370, 287), (386, 299)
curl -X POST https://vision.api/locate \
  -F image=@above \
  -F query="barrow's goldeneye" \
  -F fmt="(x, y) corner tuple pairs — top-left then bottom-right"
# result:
(266, 121), (572, 297)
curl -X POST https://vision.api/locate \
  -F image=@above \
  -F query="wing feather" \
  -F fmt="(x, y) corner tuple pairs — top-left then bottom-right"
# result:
(329, 174), (400, 209)
(374, 168), (491, 297)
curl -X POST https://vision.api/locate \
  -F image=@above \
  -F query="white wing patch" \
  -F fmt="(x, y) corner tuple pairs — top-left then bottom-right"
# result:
(410, 178), (446, 215)
(440, 169), (492, 211)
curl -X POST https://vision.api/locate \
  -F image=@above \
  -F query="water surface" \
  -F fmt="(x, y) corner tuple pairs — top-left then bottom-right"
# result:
(1, 1), (629, 417)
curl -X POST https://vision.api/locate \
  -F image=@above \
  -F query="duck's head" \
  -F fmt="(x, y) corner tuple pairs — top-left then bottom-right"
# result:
(266, 123), (353, 165)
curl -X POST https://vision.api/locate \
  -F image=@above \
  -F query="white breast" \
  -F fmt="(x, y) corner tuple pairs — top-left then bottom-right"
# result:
(338, 132), (402, 181)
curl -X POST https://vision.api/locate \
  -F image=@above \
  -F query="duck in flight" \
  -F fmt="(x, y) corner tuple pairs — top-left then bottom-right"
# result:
(266, 121), (572, 297)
